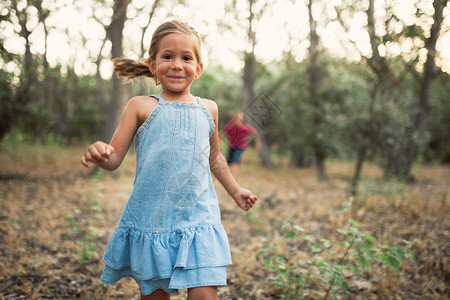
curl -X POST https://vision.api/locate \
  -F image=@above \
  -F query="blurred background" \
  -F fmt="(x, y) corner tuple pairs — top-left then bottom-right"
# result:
(1, 0), (449, 185)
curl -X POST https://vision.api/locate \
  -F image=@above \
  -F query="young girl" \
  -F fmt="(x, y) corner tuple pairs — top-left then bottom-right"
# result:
(81, 20), (257, 300)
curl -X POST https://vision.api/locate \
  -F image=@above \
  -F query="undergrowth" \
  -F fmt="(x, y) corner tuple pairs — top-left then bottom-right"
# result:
(68, 169), (105, 265)
(257, 199), (415, 299)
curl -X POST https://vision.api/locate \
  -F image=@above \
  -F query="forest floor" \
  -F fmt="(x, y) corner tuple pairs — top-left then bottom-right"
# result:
(0, 144), (449, 299)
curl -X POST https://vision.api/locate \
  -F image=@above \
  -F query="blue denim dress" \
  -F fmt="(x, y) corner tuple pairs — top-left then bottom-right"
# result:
(100, 95), (232, 295)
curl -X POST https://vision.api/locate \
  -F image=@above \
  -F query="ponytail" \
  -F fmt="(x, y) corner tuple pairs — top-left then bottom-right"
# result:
(112, 57), (154, 81)
(112, 20), (201, 84)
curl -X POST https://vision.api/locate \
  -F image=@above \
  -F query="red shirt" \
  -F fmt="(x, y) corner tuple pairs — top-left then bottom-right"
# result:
(223, 123), (255, 149)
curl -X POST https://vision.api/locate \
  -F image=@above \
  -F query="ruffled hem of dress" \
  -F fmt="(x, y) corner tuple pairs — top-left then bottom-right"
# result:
(101, 224), (232, 281)
(100, 264), (227, 295)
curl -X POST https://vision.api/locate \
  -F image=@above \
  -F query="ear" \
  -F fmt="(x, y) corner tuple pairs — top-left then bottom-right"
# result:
(148, 57), (155, 74)
(195, 62), (203, 78)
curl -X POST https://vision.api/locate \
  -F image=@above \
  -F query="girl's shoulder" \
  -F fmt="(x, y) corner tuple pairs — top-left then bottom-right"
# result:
(199, 98), (218, 124)
(128, 95), (159, 107)
(200, 98), (218, 115)
(127, 95), (159, 125)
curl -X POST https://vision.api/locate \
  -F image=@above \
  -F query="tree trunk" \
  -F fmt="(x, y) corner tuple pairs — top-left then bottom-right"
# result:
(101, 0), (131, 142)
(364, 0), (445, 181)
(350, 85), (377, 196)
(2, 1), (32, 141)
(240, 0), (275, 169)
(403, 0), (447, 176)
(138, 0), (161, 95)
(308, 0), (327, 181)
(11, 0), (42, 139)
(95, 38), (108, 140)
(351, 0), (398, 190)
(351, 146), (367, 197)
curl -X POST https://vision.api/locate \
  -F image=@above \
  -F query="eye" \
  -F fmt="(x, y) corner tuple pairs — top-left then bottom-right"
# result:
(162, 55), (172, 60)
(183, 56), (193, 61)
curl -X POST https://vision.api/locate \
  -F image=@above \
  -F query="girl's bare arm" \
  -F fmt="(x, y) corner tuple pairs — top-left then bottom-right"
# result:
(81, 97), (148, 170)
(204, 99), (257, 210)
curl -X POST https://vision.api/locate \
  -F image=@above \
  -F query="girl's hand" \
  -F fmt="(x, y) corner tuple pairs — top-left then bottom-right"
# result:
(81, 141), (115, 168)
(231, 188), (257, 211)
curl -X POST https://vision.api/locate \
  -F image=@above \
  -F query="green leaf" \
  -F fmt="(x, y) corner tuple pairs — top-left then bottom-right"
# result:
(362, 250), (373, 260)
(293, 225), (305, 232)
(393, 246), (405, 260)
(349, 219), (358, 227)
(285, 231), (296, 238)
(363, 234), (376, 244)
(337, 228), (350, 235)
(343, 199), (352, 207)
(351, 249), (360, 256)
(88, 242), (97, 251)
(337, 208), (347, 214)
(316, 260), (330, 267)
(348, 263), (362, 276)
(313, 291), (323, 297)
(267, 265), (276, 272)
(334, 274), (348, 291)
(363, 243), (376, 251)
(273, 254), (286, 261)
(356, 255), (371, 271)
(379, 254), (388, 264)
(336, 241), (350, 247)
(333, 263), (345, 274)
(281, 221), (290, 228)
(320, 238), (331, 248)
(310, 245), (322, 253)
(386, 255), (400, 272)
(300, 235), (316, 243)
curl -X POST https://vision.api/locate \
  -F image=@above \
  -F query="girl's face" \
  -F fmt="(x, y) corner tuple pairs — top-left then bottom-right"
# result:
(148, 33), (203, 97)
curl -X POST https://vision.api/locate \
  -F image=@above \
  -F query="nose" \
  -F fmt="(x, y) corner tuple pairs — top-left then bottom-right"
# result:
(171, 57), (182, 70)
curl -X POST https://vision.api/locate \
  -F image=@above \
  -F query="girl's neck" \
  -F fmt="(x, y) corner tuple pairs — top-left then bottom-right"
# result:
(160, 90), (196, 103)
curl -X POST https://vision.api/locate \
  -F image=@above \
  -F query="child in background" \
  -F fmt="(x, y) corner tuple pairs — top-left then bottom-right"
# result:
(220, 110), (261, 176)
(81, 20), (257, 300)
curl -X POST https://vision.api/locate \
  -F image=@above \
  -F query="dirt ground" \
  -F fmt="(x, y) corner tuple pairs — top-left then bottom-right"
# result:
(0, 144), (449, 299)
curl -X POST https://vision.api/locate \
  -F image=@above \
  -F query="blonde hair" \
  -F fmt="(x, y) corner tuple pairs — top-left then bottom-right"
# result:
(113, 20), (202, 83)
